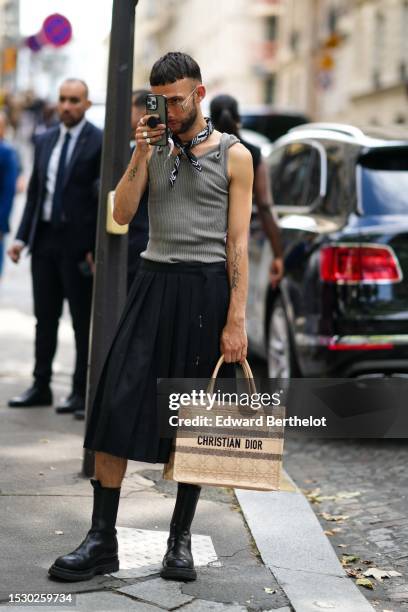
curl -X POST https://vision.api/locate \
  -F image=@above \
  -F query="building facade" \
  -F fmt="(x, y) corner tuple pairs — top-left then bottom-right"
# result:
(133, 0), (284, 107)
(339, 0), (408, 125)
(132, 0), (408, 125)
(274, 0), (408, 124)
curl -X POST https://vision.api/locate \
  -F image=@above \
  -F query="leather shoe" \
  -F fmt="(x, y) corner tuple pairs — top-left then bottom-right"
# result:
(8, 385), (52, 408)
(56, 393), (84, 414)
(74, 409), (85, 421)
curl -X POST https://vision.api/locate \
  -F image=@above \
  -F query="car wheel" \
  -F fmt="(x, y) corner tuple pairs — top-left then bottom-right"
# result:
(267, 297), (297, 378)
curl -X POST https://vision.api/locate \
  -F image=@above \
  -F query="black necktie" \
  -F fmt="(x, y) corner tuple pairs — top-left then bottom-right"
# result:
(51, 131), (71, 228)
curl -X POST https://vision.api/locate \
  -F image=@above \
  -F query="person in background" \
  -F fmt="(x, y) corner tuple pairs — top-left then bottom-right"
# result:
(7, 79), (102, 419)
(0, 111), (19, 280)
(31, 102), (59, 143)
(210, 95), (284, 288)
(127, 89), (150, 291)
(0, 110), (26, 193)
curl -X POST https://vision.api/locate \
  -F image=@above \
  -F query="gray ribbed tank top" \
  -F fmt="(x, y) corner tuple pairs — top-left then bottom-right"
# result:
(140, 132), (240, 263)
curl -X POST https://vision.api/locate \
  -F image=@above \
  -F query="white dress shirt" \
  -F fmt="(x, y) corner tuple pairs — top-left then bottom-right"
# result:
(42, 117), (87, 221)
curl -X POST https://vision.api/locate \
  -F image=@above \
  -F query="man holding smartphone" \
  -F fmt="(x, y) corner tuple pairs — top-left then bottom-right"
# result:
(50, 53), (253, 583)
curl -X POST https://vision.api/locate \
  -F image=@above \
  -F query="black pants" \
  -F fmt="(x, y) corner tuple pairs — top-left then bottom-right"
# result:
(31, 222), (93, 396)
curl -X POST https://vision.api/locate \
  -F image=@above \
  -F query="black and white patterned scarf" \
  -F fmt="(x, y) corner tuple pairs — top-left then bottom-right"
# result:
(168, 117), (214, 187)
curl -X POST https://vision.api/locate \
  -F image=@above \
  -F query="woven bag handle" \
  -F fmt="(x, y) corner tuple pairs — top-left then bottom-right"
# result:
(207, 355), (257, 395)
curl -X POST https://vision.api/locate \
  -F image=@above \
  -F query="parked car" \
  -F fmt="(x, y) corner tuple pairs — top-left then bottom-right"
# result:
(246, 123), (408, 378)
(240, 106), (308, 142)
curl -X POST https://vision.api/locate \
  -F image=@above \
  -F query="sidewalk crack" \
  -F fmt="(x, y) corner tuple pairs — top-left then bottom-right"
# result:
(268, 563), (346, 579)
(114, 590), (169, 609)
(218, 546), (249, 559)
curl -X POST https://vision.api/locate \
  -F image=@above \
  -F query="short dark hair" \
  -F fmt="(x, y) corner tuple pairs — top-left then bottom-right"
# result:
(150, 52), (202, 86)
(132, 89), (150, 108)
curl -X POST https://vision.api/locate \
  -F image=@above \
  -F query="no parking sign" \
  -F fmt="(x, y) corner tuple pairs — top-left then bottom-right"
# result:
(42, 14), (72, 47)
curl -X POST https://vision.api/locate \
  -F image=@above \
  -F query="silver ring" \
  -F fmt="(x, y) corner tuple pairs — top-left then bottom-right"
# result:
(146, 137), (151, 144)
(143, 131), (148, 138)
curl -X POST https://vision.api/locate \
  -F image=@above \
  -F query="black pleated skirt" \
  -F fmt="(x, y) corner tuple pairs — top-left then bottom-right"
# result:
(84, 258), (234, 463)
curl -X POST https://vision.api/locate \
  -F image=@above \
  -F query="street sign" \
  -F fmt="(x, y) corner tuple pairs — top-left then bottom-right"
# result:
(42, 14), (72, 47)
(26, 35), (43, 52)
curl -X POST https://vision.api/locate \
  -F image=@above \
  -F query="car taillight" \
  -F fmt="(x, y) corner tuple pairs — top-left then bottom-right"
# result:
(320, 244), (402, 283)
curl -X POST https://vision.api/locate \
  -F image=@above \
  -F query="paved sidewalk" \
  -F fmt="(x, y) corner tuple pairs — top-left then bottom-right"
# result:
(0, 373), (291, 611)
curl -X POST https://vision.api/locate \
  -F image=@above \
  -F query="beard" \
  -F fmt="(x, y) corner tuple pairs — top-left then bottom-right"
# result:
(173, 104), (198, 136)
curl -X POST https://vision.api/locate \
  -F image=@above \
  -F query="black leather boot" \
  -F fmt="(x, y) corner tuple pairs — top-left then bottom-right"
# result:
(48, 480), (120, 581)
(160, 483), (201, 581)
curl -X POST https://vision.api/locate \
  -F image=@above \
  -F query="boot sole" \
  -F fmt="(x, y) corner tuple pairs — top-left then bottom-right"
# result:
(160, 566), (197, 581)
(48, 558), (119, 582)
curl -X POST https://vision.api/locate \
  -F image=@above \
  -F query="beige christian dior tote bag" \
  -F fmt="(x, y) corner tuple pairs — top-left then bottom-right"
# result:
(163, 355), (285, 491)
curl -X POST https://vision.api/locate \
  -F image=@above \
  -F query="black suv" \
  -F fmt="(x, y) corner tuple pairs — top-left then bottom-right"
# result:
(246, 123), (408, 377)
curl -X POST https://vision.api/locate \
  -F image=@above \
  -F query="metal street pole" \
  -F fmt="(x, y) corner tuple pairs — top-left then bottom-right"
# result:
(82, 0), (139, 477)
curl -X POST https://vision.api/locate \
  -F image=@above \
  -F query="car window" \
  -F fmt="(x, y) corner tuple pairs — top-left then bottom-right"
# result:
(272, 143), (319, 207)
(320, 144), (347, 216)
(268, 146), (285, 195)
(358, 147), (408, 216)
(240, 112), (308, 142)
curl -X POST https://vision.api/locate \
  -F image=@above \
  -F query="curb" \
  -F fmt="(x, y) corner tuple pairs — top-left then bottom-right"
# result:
(235, 470), (376, 612)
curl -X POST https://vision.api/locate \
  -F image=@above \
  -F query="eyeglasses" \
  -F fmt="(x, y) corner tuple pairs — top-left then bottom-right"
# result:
(166, 87), (198, 110)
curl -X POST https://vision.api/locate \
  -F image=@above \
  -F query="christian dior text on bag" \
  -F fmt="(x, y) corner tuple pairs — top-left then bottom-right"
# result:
(163, 356), (285, 491)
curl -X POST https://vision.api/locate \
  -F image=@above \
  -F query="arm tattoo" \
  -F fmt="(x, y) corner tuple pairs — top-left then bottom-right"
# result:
(127, 165), (138, 182)
(230, 246), (242, 290)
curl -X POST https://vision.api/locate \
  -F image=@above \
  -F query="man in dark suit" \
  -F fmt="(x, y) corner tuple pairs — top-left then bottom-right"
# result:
(7, 79), (102, 415)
